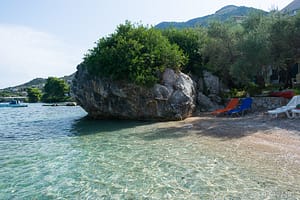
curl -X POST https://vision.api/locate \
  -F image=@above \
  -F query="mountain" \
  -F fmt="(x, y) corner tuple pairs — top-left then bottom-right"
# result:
(0, 74), (75, 93)
(155, 5), (267, 29)
(281, 0), (300, 15)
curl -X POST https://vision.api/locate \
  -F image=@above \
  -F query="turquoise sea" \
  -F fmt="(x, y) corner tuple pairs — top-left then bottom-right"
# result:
(0, 104), (299, 199)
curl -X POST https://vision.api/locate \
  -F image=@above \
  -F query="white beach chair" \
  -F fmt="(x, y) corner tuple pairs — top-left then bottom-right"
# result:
(292, 109), (300, 118)
(267, 95), (300, 118)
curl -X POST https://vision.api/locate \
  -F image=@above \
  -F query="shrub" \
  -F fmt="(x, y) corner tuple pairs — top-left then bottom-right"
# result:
(27, 87), (42, 103)
(161, 28), (206, 75)
(294, 88), (300, 95)
(246, 83), (262, 96)
(83, 22), (187, 86)
(42, 77), (69, 103)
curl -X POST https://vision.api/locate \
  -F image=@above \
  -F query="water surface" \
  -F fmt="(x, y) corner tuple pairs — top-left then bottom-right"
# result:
(0, 104), (299, 199)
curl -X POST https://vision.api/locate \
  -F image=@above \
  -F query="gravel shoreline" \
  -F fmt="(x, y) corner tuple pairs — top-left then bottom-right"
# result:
(186, 112), (300, 138)
(152, 112), (300, 191)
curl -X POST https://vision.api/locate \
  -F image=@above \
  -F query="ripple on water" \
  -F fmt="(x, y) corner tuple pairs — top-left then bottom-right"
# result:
(0, 104), (299, 199)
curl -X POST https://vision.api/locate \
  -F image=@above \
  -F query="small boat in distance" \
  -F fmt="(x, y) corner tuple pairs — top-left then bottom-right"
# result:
(0, 100), (28, 108)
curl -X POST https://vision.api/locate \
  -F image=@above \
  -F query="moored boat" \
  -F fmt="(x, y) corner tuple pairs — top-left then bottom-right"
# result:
(0, 100), (28, 108)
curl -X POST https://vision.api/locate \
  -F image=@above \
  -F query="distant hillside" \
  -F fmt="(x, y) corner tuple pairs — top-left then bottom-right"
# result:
(1, 74), (75, 93)
(281, 0), (300, 15)
(155, 5), (267, 29)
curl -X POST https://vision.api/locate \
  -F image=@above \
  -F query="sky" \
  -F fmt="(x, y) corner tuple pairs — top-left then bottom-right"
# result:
(0, 0), (293, 89)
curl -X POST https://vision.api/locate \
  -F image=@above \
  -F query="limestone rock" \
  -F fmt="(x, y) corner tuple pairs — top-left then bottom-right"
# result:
(194, 71), (225, 112)
(72, 65), (196, 121)
(197, 92), (220, 112)
(203, 70), (220, 94)
(196, 71), (224, 94)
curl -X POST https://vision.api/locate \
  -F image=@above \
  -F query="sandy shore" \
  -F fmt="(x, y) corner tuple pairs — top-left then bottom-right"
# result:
(161, 112), (300, 157)
(152, 112), (300, 189)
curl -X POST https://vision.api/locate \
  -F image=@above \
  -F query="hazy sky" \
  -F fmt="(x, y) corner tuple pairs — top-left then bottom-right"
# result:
(0, 0), (293, 88)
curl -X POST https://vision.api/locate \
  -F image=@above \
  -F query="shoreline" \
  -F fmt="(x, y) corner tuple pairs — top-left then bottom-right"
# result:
(160, 112), (300, 160)
(151, 113), (300, 188)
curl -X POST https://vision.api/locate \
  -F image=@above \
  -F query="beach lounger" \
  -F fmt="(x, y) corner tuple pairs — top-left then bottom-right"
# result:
(267, 95), (300, 118)
(292, 109), (300, 118)
(227, 97), (252, 116)
(211, 98), (239, 115)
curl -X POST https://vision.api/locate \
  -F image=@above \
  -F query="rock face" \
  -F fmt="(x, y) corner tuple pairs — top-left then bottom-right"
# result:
(200, 71), (221, 95)
(195, 71), (225, 111)
(197, 92), (218, 112)
(72, 65), (196, 121)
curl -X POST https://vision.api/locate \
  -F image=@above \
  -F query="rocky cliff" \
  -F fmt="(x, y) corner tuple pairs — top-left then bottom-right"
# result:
(72, 64), (196, 121)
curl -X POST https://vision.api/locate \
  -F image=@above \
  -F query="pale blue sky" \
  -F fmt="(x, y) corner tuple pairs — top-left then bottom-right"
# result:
(0, 0), (292, 88)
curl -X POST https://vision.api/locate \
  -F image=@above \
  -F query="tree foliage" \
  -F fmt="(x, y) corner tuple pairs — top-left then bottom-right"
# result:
(83, 21), (186, 86)
(83, 14), (300, 91)
(42, 77), (69, 103)
(230, 12), (271, 86)
(202, 11), (300, 89)
(27, 87), (42, 103)
(203, 21), (242, 87)
(161, 28), (207, 75)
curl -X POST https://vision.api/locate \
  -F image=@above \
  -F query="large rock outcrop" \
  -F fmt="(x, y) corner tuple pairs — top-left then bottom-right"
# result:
(72, 65), (196, 121)
(195, 71), (226, 112)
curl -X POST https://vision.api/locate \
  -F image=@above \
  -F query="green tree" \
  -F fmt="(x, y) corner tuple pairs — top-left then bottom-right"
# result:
(202, 21), (242, 87)
(268, 12), (298, 88)
(231, 12), (271, 87)
(42, 77), (69, 103)
(269, 14), (294, 66)
(27, 87), (42, 103)
(83, 21), (186, 86)
(161, 28), (207, 75)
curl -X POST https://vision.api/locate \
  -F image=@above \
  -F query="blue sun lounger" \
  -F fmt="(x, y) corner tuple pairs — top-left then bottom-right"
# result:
(227, 97), (252, 116)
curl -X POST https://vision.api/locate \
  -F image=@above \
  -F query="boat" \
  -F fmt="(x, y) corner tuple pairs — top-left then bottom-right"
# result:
(0, 100), (28, 108)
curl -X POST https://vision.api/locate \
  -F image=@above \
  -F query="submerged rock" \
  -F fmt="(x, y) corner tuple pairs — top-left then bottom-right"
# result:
(72, 65), (196, 121)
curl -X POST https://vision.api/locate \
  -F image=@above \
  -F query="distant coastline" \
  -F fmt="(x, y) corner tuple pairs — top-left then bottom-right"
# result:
(0, 74), (74, 103)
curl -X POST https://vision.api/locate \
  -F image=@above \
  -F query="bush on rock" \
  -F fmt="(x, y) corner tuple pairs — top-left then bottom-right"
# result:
(83, 21), (187, 87)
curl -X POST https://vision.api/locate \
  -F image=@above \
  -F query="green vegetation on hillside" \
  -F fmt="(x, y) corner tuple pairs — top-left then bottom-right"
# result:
(27, 88), (42, 103)
(161, 28), (206, 75)
(155, 5), (266, 29)
(0, 91), (15, 97)
(42, 77), (70, 103)
(83, 21), (186, 86)
(203, 11), (300, 90)
(83, 11), (300, 94)
(0, 74), (74, 103)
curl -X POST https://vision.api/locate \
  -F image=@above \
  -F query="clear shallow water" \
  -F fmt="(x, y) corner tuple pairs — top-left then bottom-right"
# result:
(0, 104), (299, 199)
